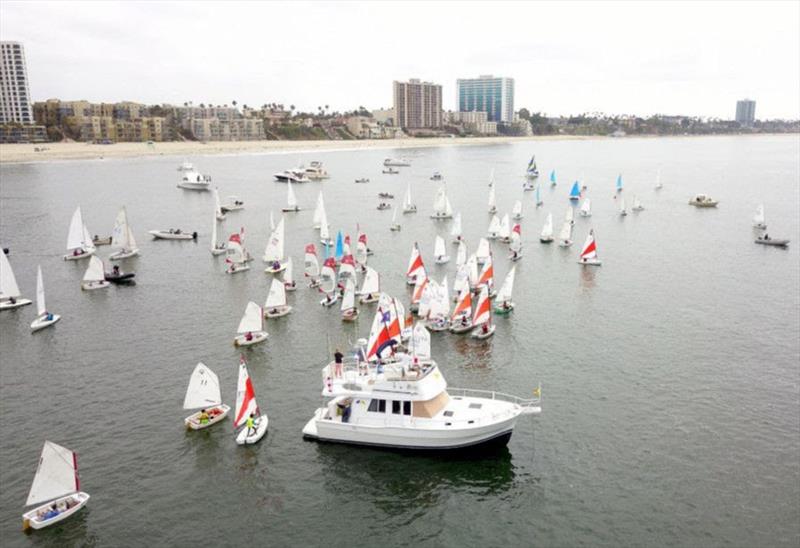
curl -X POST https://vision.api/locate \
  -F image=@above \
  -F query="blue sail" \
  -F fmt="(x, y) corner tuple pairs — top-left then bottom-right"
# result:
(616, 174), (623, 191)
(335, 231), (344, 260)
(550, 169), (556, 184)
(570, 181), (581, 198)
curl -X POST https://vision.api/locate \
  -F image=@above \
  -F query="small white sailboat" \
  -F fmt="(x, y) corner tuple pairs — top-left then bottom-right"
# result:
(406, 243), (426, 286)
(30, 266), (60, 332)
(488, 184), (497, 214)
(319, 257), (338, 306)
(341, 278), (359, 321)
(498, 214), (511, 242)
(358, 266), (380, 304)
(632, 195), (644, 211)
(283, 257), (297, 291)
(578, 229), (602, 266)
(476, 238), (491, 264)
(402, 182), (417, 213)
(426, 277), (450, 331)
(263, 217), (287, 273)
(282, 180), (301, 212)
(109, 207), (139, 260)
(233, 302), (268, 346)
(655, 170), (663, 190)
(21, 441), (90, 531)
(214, 188), (226, 221)
(450, 212), (463, 244)
(487, 214), (501, 239)
(470, 286), (495, 339)
(220, 195), (245, 213)
(390, 207), (401, 232)
(64, 207), (95, 260)
(509, 224), (523, 261)
(512, 200), (523, 220)
(0, 250), (32, 310)
(184, 363), (230, 430)
(312, 192), (325, 230)
(434, 235), (450, 264)
(540, 213), (554, 243)
(304, 243), (321, 288)
(264, 277), (292, 318)
(225, 233), (250, 274)
(753, 204), (767, 229)
(430, 185), (453, 219)
(494, 266), (516, 314)
(449, 287), (474, 333)
(81, 256), (109, 290)
(319, 207), (333, 246)
(233, 357), (268, 445)
(565, 205), (575, 226)
(558, 220), (573, 247)
(619, 197), (628, 216)
(579, 199), (592, 217)
(456, 240), (467, 267)
(210, 211), (226, 256)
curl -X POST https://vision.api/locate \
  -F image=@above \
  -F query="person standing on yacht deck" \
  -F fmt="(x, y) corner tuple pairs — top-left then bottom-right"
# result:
(334, 349), (344, 377)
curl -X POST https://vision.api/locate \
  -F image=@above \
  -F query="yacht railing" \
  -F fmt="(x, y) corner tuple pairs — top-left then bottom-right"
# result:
(447, 385), (542, 410)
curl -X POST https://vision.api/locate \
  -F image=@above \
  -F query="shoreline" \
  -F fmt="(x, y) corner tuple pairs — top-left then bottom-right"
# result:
(0, 133), (794, 165)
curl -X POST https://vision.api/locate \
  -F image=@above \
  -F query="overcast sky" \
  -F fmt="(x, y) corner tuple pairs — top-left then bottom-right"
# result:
(2, 1), (798, 119)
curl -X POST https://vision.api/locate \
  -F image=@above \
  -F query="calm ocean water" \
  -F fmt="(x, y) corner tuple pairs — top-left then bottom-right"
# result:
(1, 135), (798, 547)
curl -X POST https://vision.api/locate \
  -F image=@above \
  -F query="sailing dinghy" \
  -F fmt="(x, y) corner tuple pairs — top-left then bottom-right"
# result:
(358, 266), (380, 304)
(616, 174), (623, 193)
(64, 207), (95, 260)
(402, 183), (417, 213)
(184, 363), (230, 430)
(214, 188), (226, 221)
(22, 441), (89, 531)
(509, 224), (523, 261)
(498, 214), (511, 242)
(0, 250), (32, 310)
(109, 206), (139, 260)
(512, 200), (523, 220)
(655, 170), (663, 190)
(451, 212), (463, 244)
(558, 220), (573, 247)
(282, 180), (301, 212)
(30, 266), (60, 332)
(263, 217), (287, 273)
(632, 196), (644, 211)
(449, 287), (474, 334)
(579, 199), (592, 217)
(210, 212), (226, 256)
(539, 213), (554, 243)
(341, 278), (359, 321)
(406, 243), (426, 286)
(304, 244), (321, 288)
(578, 229), (602, 266)
(234, 302), (268, 346)
(81, 256), (110, 290)
(225, 233), (250, 274)
(753, 204), (767, 229)
(430, 185), (453, 219)
(494, 266), (516, 314)
(283, 257), (297, 291)
(264, 277), (292, 318)
(476, 238), (491, 264)
(488, 184), (497, 214)
(234, 357), (268, 445)
(434, 235), (449, 264)
(569, 181), (581, 201)
(470, 286), (495, 339)
(390, 207), (401, 231)
(619, 197), (628, 217)
(312, 192), (325, 230)
(319, 257), (338, 306)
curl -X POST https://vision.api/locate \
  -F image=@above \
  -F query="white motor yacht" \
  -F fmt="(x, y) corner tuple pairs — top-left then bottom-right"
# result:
(688, 194), (719, 207)
(302, 352), (541, 450)
(274, 169), (311, 183)
(384, 158), (411, 167)
(177, 168), (212, 190)
(304, 161), (329, 180)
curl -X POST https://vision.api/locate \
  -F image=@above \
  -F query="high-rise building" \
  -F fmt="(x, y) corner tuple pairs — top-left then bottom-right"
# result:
(1, 41), (34, 124)
(393, 79), (442, 129)
(456, 75), (514, 123)
(735, 99), (756, 126)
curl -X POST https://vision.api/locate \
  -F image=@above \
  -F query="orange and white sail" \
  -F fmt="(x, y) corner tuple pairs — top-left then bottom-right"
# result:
(451, 287), (473, 321)
(472, 286), (491, 327)
(411, 275), (429, 305)
(234, 356), (260, 429)
(477, 254), (494, 290)
(406, 243), (425, 281)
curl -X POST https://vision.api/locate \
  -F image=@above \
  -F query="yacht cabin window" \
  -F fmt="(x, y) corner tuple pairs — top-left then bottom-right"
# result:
(368, 399), (386, 413)
(403, 401), (411, 415)
(392, 400), (401, 414)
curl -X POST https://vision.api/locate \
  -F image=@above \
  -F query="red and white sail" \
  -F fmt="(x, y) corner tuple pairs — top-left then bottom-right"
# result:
(411, 275), (429, 306)
(355, 232), (368, 267)
(304, 243), (320, 278)
(366, 294), (401, 360)
(472, 286), (491, 326)
(477, 254), (494, 290)
(406, 243), (426, 281)
(319, 257), (337, 293)
(234, 357), (260, 429)
(451, 287), (473, 321)
(338, 254), (357, 280)
(579, 229), (599, 261)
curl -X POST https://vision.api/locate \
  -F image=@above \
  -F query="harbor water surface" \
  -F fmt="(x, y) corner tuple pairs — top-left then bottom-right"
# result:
(1, 135), (798, 547)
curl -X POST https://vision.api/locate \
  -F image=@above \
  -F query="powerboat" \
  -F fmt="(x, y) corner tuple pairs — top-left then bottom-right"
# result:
(148, 229), (197, 240)
(384, 158), (411, 167)
(688, 194), (719, 207)
(302, 352), (541, 450)
(177, 169), (212, 190)
(274, 169), (310, 183)
(304, 161), (329, 180)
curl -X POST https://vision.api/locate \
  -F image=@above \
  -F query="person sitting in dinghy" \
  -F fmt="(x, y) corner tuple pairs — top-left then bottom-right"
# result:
(272, 260), (281, 271)
(482, 324), (489, 334)
(246, 413), (256, 436)
(198, 409), (210, 425)
(245, 331), (253, 342)
(45, 311), (54, 321)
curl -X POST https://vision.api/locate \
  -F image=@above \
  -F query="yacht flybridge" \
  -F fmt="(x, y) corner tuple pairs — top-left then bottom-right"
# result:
(302, 350), (541, 450)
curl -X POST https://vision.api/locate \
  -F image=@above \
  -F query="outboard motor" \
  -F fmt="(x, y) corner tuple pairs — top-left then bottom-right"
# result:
(192, 231), (198, 240)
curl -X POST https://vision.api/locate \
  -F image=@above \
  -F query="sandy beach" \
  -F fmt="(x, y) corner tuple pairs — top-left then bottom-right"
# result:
(0, 135), (594, 164)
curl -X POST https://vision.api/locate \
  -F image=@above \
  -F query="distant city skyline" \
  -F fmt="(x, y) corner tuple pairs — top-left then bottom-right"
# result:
(1, 1), (798, 119)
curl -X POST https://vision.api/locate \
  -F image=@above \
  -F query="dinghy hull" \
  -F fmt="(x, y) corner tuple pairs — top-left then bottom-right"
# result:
(185, 404), (230, 430)
(234, 332), (268, 347)
(22, 492), (90, 531)
(0, 298), (32, 310)
(236, 415), (268, 445)
(31, 314), (61, 332)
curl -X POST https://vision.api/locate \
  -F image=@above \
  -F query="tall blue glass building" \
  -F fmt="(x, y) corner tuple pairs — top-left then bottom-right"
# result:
(456, 75), (514, 123)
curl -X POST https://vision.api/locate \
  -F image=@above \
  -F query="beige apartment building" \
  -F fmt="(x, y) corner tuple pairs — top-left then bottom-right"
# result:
(393, 79), (442, 129)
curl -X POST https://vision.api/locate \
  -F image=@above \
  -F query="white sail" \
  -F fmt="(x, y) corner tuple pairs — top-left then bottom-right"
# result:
(488, 184), (496, 212)
(66, 207), (88, 251)
(619, 197), (627, 214)
(510, 228), (522, 253)
(565, 206), (574, 225)
(320, 260), (336, 293)
(476, 238), (490, 262)
(355, 239), (368, 266)
(269, 210), (276, 232)
(304, 250), (320, 278)
(430, 276), (449, 318)
(263, 217), (285, 262)
(341, 278), (356, 312)
(412, 323), (431, 358)
(467, 253), (479, 287)
(319, 207), (330, 242)
(433, 186), (447, 214)
(111, 207), (136, 250)
(26, 441), (80, 507)
(391, 207), (398, 226)
(237, 301), (263, 334)
(633, 195), (642, 210)
(312, 192), (325, 229)
(456, 240), (467, 267)
(496, 266), (516, 303)
(36, 265), (46, 316)
(82, 256), (105, 283)
(512, 200), (523, 219)
(0, 249), (22, 299)
(265, 278), (287, 308)
(580, 199), (592, 216)
(183, 363), (222, 410)
(403, 183), (413, 209)
(499, 214), (511, 240)
(210, 211), (219, 251)
(753, 204), (765, 226)
(450, 213), (462, 238)
(234, 361), (259, 429)
(214, 188), (224, 218)
(283, 257), (294, 285)
(559, 221), (573, 242)
(434, 235), (446, 259)
(418, 279), (436, 318)
(444, 196), (453, 217)
(82, 224), (95, 251)
(540, 213), (553, 239)
(359, 267), (379, 295)
(487, 215), (501, 237)
(453, 264), (469, 296)
(287, 180), (298, 208)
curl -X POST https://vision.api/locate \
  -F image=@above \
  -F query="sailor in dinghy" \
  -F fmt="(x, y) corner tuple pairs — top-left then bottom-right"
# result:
(183, 363), (230, 430)
(264, 278), (292, 318)
(233, 356), (268, 445)
(234, 302), (268, 346)
(30, 266), (60, 331)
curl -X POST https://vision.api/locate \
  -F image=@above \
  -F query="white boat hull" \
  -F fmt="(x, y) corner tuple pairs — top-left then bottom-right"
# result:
(359, 294), (379, 304)
(23, 492), (90, 531)
(284, 282), (298, 292)
(578, 258), (602, 266)
(435, 257), (450, 264)
(449, 320), (474, 334)
(149, 230), (195, 240)
(109, 248), (139, 261)
(226, 264), (250, 274)
(234, 331), (268, 346)
(320, 295), (339, 307)
(185, 404), (230, 430)
(81, 281), (110, 291)
(31, 313), (61, 332)
(63, 249), (95, 261)
(0, 298), (32, 310)
(403, 207), (417, 214)
(177, 182), (210, 190)
(210, 247), (227, 256)
(263, 262), (287, 274)
(342, 309), (359, 322)
(236, 415), (269, 445)
(265, 305), (292, 318)
(471, 324), (496, 339)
